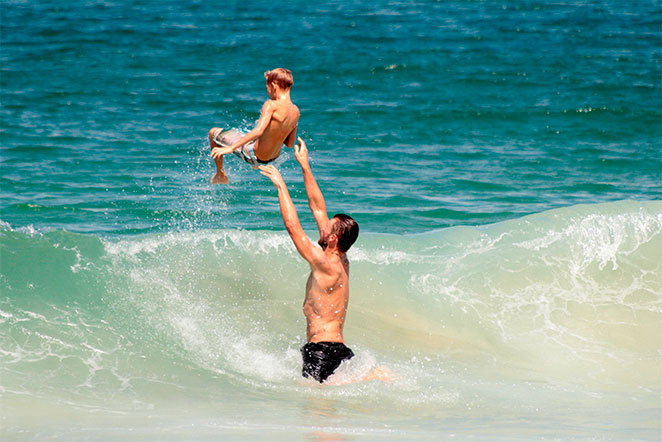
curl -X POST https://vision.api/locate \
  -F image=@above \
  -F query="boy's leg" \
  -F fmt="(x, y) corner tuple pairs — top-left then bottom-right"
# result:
(209, 128), (229, 184)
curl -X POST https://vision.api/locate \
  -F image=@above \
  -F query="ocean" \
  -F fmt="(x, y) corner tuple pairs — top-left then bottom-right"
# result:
(1, 0), (661, 440)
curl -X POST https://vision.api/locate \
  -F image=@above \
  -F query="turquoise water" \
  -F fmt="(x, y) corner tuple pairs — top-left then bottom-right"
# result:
(1, 0), (661, 440)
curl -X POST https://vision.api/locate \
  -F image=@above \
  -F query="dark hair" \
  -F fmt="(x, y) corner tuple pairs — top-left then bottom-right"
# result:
(264, 68), (293, 90)
(331, 214), (359, 253)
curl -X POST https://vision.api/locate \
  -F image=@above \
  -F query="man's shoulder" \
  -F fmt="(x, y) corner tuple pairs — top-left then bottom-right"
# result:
(324, 253), (349, 274)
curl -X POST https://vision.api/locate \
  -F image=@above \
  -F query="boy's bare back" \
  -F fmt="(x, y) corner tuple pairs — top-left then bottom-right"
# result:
(254, 95), (299, 162)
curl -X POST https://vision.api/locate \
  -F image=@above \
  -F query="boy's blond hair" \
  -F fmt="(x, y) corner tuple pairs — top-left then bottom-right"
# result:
(264, 68), (293, 90)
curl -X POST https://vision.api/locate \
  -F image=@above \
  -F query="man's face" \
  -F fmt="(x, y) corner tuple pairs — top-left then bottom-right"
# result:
(318, 219), (337, 251)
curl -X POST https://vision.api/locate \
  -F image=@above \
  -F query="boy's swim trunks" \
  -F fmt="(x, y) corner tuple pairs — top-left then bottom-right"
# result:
(213, 128), (274, 167)
(301, 342), (355, 383)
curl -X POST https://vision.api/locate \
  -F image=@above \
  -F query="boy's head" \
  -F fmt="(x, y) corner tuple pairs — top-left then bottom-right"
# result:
(264, 68), (293, 90)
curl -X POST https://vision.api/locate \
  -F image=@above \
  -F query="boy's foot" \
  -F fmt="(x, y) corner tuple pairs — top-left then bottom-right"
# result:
(210, 172), (229, 185)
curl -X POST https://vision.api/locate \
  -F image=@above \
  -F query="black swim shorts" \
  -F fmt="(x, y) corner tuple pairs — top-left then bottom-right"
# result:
(301, 341), (355, 383)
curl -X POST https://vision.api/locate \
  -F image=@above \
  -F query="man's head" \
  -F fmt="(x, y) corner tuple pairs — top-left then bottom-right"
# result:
(318, 214), (359, 253)
(264, 68), (293, 91)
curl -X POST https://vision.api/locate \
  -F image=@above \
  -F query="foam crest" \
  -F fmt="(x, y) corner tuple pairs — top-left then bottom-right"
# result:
(0, 220), (47, 237)
(515, 208), (662, 272)
(350, 247), (421, 265)
(103, 229), (296, 259)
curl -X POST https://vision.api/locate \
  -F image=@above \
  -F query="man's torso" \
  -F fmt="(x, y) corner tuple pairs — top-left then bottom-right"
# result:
(302, 254), (350, 343)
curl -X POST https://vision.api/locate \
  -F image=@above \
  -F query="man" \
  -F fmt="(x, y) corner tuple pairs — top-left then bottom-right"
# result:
(259, 137), (359, 383)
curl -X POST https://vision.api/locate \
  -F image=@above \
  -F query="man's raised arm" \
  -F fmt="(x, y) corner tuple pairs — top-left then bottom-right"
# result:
(258, 165), (325, 267)
(294, 137), (329, 236)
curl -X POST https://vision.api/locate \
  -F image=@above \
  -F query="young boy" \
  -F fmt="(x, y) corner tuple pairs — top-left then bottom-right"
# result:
(209, 68), (300, 184)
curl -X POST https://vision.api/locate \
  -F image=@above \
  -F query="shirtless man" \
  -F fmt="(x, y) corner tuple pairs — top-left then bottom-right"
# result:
(259, 138), (359, 383)
(209, 68), (299, 184)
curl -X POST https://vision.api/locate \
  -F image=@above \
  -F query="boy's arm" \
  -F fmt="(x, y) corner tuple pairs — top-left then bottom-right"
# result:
(294, 138), (329, 236)
(259, 165), (326, 268)
(227, 101), (275, 151)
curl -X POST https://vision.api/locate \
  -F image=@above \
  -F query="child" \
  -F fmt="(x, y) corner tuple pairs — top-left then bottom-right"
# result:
(209, 68), (300, 184)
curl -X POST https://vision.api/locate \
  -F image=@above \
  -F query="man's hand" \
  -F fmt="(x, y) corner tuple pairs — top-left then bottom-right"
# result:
(259, 165), (285, 189)
(294, 137), (310, 168)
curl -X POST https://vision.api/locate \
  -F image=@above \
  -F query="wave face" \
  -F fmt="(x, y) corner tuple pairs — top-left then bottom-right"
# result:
(2, 200), (661, 439)
(2, 0), (661, 237)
